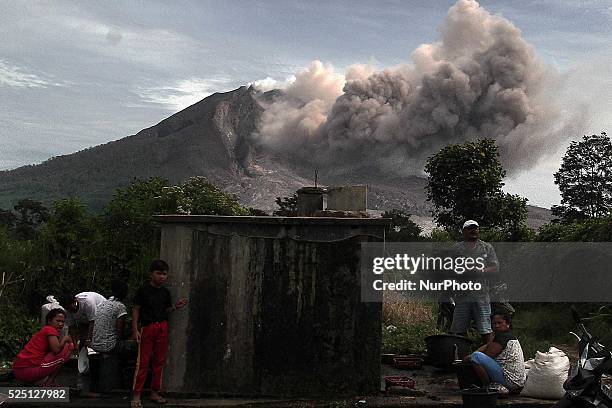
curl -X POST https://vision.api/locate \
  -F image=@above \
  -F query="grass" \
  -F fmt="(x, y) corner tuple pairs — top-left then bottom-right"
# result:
(381, 296), (442, 354)
(380, 299), (612, 361)
(382, 293), (436, 326)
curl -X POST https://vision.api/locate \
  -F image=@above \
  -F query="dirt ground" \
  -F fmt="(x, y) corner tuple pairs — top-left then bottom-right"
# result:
(0, 359), (560, 407)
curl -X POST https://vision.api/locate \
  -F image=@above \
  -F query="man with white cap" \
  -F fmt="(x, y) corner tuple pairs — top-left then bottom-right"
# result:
(450, 220), (498, 344)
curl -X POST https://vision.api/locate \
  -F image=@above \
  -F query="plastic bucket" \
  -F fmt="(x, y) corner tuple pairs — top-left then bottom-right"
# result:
(454, 361), (482, 389)
(425, 334), (472, 368)
(461, 387), (498, 408)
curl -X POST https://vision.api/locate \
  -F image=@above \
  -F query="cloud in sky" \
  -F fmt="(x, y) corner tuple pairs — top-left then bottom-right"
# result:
(0, 59), (66, 88)
(1, 0), (610, 207)
(135, 77), (236, 112)
(55, 15), (202, 71)
(250, 75), (296, 92)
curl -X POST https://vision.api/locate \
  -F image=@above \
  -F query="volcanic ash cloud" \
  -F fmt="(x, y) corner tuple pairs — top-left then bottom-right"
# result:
(253, 0), (573, 175)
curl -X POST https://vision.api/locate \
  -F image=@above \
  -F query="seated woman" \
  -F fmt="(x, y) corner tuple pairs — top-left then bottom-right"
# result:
(12, 308), (74, 386)
(464, 312), (526, 395)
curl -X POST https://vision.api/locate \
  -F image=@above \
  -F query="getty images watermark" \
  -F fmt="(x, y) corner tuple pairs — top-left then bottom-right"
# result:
(371, 253), (487, 292)
(361, 242), (612, 303)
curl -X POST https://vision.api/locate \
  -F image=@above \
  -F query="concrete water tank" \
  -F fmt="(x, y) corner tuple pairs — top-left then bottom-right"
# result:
(155, 215), (387, 397)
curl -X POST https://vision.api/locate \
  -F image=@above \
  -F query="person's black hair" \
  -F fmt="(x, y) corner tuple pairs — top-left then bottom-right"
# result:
(58, 292), (76, 308)
(492, 312), (512, 327)
(111, 280), (128, 301)
(46, 308), (66, 324)
(149, 259), (169, 273)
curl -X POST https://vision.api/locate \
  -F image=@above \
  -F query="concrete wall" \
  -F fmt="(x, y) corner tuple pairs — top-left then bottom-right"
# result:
(157, 216), (387, 397)
(326, 186), (368, 211)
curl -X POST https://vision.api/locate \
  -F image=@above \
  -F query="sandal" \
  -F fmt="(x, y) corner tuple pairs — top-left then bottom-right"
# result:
(130, 400), (143, 408)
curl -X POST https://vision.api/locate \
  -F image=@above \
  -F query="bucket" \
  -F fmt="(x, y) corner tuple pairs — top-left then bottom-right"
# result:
(425, 334), (472, 368)
(454, 361), (482, 389)
(461, 387), (498, 408)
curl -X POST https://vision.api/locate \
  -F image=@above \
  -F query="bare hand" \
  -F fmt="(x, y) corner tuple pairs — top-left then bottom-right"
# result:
(463, 354), (472, 363)
(132, 331), (141, 344)
(63, 335), (73, 344)
(175, 298), (188, 310)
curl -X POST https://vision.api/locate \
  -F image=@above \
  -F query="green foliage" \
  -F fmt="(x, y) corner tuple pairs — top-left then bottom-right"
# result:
(273, 193), (298, 216)
(101, 177), (169, 288)
(0, 209), (16, 232)
(179, 176), (248, 216)
(479, 224), (536, 242)
(0, 228), (39, 361)
(381, 209), (423, 241)
(511, 304), (577, 358)
(425, 138), (530, 240)
(0, 176), (251, 360)
(13, 199), (50, 240)
(553, 133), (612, 222)
(0, 307), (38, 360)
(102, 176), (249, 290)
(429, 228), (453, 242)
(246, 208), (269, 216)
(537, 216), (612, 242)
(35, 198), (101, 297)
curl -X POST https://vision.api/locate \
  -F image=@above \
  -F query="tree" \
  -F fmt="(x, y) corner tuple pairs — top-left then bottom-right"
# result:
(37, 198), (99, 292)
(273, 193), (298, 216)
(13, 199), (50, 240)
(179, 176), (248, 216)
(0, 208), (16, 232)
(102, 177), (249, 286)
(553, 133), (612, 221)
(425, 138), (529, 237)
(381, 210), (423, 241)
(247, 208), (269, 216)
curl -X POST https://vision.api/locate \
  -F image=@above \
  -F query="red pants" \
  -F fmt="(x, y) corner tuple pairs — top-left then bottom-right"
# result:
(13, 343), (74, 384)
(133, 321), (168, 393)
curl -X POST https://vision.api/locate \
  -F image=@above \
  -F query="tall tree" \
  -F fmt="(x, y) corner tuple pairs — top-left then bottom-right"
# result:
(37, 198), (99, 291)
(0, 208), (16, 232)
(13, 199), (50, 240)
(552, 132), (612, 221)
(425, 138), (529, 236)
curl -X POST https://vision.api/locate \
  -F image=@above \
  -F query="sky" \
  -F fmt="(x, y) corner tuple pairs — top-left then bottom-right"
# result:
(0, 0), (610, 208)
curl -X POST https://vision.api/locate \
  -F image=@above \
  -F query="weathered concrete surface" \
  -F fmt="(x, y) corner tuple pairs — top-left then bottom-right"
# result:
(156, 216), (388, 398)
(327, 186), (368, 211)
(296, 187), (326, 216)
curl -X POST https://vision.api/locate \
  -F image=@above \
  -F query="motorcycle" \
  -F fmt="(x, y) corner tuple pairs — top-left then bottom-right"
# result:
(554, 308), (612, 408)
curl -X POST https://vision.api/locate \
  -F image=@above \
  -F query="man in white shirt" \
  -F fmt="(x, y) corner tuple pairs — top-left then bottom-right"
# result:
(60, 291), (107, 349)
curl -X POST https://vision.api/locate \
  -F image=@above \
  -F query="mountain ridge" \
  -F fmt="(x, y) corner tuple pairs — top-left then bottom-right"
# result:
(0, 86), (553, 229)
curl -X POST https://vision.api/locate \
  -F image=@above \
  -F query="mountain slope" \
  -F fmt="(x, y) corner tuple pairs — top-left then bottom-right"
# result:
(0, 86), (552, 228)
(0, 86), (264, 210)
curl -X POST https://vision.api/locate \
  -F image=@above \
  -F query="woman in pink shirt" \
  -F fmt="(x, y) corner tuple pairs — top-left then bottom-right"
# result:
(13, 308), (74, 386)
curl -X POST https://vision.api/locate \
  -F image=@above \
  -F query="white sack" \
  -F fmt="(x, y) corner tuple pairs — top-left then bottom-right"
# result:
(41, 295), (64, 327)
(521, 347), (570, 399)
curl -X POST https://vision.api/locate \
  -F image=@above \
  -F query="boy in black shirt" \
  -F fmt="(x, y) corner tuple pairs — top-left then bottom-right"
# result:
(131, 260), (187, 407)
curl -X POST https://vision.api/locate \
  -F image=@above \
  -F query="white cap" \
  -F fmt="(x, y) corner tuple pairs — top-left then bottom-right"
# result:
(462, 220), (479, 229)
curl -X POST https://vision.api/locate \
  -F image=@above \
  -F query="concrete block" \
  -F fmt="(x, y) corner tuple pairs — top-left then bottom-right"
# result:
(327, 186), (368, 211)
(156, 215), (386, 398)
